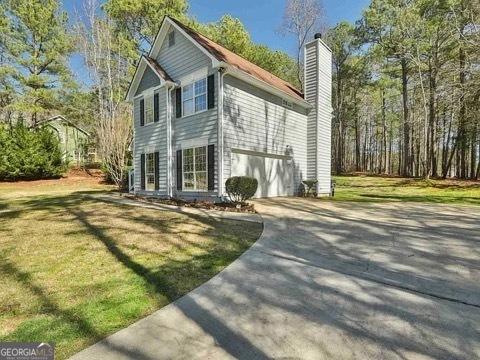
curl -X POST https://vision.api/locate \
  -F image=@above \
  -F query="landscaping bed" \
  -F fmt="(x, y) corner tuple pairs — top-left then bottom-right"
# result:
(124, 194), (256, 213)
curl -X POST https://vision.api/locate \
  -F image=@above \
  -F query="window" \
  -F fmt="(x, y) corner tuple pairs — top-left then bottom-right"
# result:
(144, 94), (154, 125)
(145, 153), (155, 191)
(182, 78), (207, 117)
(183, 146), (207, 191)
(168, 31), (175, 47)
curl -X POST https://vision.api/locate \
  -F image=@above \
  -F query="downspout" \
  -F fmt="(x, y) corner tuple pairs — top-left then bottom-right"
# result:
(217, 67), (226, 199)
(165, 81), (176, 198)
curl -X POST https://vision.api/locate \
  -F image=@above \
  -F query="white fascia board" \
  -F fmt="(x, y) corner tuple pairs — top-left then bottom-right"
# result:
(218, 63), (312, 109)
(149, 17), (220, 68)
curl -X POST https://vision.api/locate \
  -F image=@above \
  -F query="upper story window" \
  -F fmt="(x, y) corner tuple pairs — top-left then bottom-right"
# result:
(182, 78), (207, 117)
(144, 94), (154, 125)
(168, 31), (175, 47)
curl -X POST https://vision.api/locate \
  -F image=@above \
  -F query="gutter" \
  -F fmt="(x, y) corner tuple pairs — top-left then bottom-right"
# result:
(217, 67), (226, 198)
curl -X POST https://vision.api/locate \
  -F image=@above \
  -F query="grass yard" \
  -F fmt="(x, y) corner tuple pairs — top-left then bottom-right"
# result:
(331, 175), (480, 205)
(0, 173), (262, 359)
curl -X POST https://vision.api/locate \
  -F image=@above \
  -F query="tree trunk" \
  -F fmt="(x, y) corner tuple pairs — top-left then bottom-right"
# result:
(401, 57), (410, 177)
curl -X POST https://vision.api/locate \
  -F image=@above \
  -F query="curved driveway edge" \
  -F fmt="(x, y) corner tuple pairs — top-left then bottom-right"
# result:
(70, 198), (480, 360)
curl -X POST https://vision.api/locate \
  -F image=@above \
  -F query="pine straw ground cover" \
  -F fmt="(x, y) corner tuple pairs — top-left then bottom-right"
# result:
(0, 175), (262, 359)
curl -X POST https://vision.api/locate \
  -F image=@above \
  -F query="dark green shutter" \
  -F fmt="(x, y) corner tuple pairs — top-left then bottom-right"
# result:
(154, 93), (159, 122)
(208, 144), (214, 191)
(176, 149), (182, 190)
(140, 153), (145, 190)
(140, 99), (145, 126)
(154, 152), (159, 190)
(207, 74), (215, 109)
(175, 88), (182, 118)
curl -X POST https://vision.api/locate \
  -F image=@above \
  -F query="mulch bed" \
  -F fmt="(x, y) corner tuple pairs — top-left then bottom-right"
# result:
(123, 194), (256, 213)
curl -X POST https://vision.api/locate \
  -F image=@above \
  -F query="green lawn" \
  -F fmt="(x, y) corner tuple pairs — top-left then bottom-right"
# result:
(0, 179), (262, 359)
(329, 175), (480, 205)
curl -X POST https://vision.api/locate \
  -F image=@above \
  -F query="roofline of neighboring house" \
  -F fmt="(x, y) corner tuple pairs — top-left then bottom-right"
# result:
(36, 115), (91, 137)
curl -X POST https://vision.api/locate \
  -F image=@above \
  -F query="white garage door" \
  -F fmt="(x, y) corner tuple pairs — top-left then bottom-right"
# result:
(231, 151), (294, 198)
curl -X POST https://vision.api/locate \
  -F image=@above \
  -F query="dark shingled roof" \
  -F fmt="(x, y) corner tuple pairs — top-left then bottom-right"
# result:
(169, 17), (304, 102)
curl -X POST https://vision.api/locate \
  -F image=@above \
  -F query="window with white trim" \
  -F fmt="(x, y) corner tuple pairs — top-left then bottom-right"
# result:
(145, 153), (155, 191)
(183, 146), (207, 191)
(182, 78), (207, 117)
(144, 94), (154, 125)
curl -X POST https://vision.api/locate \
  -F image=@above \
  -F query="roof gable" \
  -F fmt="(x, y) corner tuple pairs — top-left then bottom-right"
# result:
(37, 115), (90, 136)
(127, 17), (308, 106)
(126, 55), (173, 101)
(168, 18), (305, 103)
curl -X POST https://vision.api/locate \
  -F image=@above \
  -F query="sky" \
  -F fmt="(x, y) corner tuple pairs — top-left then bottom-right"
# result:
(65, 0), (370, 86)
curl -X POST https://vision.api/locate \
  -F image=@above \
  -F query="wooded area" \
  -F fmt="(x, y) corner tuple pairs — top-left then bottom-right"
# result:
(328, 0), (480, 179)
(0, 0), (478, 182)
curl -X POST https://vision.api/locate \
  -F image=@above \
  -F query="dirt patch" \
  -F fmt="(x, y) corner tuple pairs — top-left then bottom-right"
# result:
(124, 194), (256, 213)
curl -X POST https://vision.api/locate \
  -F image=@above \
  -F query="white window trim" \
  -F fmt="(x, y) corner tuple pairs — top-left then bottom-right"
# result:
(145, 152), (156, 191)
(182, 145), (208, 192)
(181, 77), (208, 118)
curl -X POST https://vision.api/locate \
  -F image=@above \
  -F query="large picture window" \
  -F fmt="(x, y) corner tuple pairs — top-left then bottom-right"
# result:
(182, 78), (207, 117)
(183, 146), (207, 191)
(145, 153), (155, 191)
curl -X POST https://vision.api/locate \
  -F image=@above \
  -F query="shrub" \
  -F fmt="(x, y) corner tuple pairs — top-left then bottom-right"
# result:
(225, 176), (258, 203)
(0, 123), (65, 181)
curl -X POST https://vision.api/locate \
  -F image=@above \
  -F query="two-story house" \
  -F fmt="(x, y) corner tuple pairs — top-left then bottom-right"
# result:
(126, 16), (332, 201)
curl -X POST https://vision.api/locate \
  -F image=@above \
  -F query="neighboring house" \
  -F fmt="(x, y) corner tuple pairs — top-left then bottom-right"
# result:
(126, 17), (332, 201)
(37, 115), (96, 166)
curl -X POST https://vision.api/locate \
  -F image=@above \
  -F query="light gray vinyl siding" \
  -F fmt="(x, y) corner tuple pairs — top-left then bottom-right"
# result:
(304, 40), (332, 194)
(305, 42), (318, 181)
(135, 66), (161, 96)
(156, 28), (212, 80)
(133, 88), (168, 194)
(316, 41), (332, 194)
(156, 26), (219, 197)
(223, 75), (308, 194)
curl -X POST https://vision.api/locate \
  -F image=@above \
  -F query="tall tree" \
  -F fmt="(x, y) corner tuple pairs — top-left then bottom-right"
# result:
(1, 0), (74, 125)
(325, 22), (360, 173)
(279, 0), (326, 90)
(77, 0), (132, 187)
(103, 0), (189, 54)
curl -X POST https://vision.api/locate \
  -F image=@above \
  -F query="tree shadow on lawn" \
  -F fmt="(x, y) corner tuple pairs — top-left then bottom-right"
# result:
(358, 193), (480, 205)
(0, 192), (263, 359)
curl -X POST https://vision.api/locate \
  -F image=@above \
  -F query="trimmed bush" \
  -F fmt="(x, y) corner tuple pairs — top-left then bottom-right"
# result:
(0, 123), (65, 181)
(225, 176), (258, 203)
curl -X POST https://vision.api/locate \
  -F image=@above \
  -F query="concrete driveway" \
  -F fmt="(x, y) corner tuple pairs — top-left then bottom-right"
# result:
(71, 199), (480, 360)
